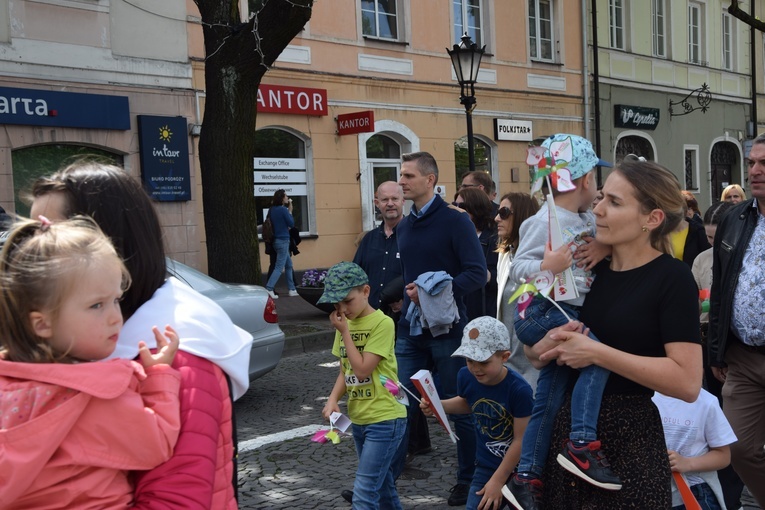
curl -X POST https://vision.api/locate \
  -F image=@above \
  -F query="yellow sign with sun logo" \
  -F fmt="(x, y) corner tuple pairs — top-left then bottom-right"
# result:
(158, 125), (172, 142)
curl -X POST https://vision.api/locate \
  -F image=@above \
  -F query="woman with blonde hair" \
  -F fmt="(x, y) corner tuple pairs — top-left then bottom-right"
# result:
(721, 184), (746, 204)
(494, 192), (540, 387)
(527, 160), (702, 508)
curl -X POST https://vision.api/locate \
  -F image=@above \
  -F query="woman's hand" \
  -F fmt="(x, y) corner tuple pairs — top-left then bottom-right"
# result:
(524, 321), (584, 368)
(138, 325), (179, 368)
(574, 235), (611, 271)
(539, 325), (600, 369)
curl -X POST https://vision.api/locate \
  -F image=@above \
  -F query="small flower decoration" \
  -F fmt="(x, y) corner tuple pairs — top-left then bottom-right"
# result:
(301, 269), (328, 288)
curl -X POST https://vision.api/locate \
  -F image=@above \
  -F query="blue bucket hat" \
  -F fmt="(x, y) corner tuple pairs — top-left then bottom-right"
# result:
(541, 134), (611, 180)
(317, 261), (369, 304)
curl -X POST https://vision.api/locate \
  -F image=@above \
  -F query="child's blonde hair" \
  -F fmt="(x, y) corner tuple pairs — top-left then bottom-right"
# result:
(0, 216), (131, 363)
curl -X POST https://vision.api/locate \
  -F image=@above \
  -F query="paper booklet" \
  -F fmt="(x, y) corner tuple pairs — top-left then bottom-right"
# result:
(410, 369), (459, 443)
(547, 192), (579, 302)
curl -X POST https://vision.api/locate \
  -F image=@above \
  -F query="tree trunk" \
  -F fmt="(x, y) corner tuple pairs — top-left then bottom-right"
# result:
(194, 0), (312, 283)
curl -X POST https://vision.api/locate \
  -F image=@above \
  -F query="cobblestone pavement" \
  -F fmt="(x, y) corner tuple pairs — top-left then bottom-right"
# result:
(235, 348), (461, 509)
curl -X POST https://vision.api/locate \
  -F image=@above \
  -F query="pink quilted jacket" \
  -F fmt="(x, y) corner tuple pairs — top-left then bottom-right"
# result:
(132, 351), (237, 509)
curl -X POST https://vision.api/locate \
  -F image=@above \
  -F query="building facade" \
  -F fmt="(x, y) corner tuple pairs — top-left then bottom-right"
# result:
(0, 0), (205, 267)
(590, 0), (753, 211)
(227, 0), (589, 270)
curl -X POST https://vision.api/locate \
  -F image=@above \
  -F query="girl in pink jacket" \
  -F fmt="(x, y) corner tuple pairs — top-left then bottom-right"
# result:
(0, 216), (181, 509)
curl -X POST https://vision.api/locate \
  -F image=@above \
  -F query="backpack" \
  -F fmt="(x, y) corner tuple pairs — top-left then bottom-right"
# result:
(262, 214), (274, 243)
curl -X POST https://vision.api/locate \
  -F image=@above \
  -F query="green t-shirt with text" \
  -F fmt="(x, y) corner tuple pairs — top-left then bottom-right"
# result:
(331, 309), (406, 425)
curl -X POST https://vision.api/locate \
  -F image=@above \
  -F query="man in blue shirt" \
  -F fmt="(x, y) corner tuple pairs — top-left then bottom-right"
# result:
(353, 181), (404, 311)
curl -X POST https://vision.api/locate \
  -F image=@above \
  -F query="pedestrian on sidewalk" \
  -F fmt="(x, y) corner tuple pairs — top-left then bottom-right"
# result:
(265, 189), (298, 299)
(321, 262), (407, 510)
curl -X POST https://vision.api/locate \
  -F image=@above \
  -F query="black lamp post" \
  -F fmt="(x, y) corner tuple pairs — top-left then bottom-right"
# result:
(447, 33), (486, 172)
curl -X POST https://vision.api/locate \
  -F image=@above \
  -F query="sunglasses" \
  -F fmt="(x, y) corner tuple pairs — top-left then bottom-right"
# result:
(452, 201), (465, 209)
(497, 207), (514, 220)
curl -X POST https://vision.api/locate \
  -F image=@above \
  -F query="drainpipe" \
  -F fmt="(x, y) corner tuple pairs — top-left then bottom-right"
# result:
(751, 24), (757, 139)
(582, 0), (590, 141)
(590, 0), (603, 185)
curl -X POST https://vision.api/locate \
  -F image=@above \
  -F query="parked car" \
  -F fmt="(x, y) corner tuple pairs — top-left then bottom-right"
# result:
(166, 259), (285, 381)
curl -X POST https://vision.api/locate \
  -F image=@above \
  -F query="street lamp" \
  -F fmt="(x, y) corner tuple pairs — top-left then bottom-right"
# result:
(447, 33), (486, 172)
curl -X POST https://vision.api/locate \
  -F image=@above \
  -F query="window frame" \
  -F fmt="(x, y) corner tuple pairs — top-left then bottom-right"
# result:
(684, 144), (700, 192)
(528, 0), (555, 63)
(652, 0), (666, 58)
(451, 0), (488, 48)
(361, 0), (401, 41)
(688, 2), (706, 66)
(722, 11), (733, 71)
(609, 0), (625, 50)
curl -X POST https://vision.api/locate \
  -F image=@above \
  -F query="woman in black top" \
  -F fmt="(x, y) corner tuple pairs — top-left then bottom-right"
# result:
(525, 160), (703, 509)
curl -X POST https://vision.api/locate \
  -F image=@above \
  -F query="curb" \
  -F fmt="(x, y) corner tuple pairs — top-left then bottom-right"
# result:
(282, 331), (335, 357)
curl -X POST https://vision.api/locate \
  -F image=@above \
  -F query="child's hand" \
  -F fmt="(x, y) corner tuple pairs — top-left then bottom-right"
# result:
(667, 450), (692, 473)
(541, 241), (573, 275)
(138, 325), (179, 369)
(419, 397), (433, 417)
(329, 310), (349, 333)
(476, 478), (505, 510)
(322, 400), (340, 421)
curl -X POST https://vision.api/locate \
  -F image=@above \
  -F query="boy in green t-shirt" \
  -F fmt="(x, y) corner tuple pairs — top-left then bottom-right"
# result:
(320, 261), (407, 510)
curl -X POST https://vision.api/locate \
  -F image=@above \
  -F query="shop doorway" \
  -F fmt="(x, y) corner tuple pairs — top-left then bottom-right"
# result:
(710, 142), (738, 202)
(614, 135), (655, 163)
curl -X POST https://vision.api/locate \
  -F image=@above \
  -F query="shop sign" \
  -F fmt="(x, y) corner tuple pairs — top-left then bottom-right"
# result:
(493, 119), (533, 141)
(337, 111), (374, 135)
(254, 171), (307, 183)
(614, 105), (660, 130)
(137, 115), (191, 201)
(257, 84), (328, 116)
(253, 157), (305, 170)
(254, 184), (308, 197)
(0, 86), (129, 130)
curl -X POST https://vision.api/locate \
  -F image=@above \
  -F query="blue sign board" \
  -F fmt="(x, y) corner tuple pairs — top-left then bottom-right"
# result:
(0, 86), (129, 130)
(137, 116), (191, 202)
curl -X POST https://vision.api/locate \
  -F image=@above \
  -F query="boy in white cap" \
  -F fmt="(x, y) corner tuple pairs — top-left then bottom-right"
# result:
(421, 316), (533, 510)
(319, 261), (407, 510)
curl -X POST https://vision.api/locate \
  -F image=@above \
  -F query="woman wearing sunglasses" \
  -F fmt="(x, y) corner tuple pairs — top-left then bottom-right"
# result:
(453, 187), (499, 320)
(495, 192), (541, 388)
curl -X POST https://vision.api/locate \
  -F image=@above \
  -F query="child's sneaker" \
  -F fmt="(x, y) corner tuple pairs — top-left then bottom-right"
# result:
(556, 440), (622, 490)
(502, 473), (543, 510)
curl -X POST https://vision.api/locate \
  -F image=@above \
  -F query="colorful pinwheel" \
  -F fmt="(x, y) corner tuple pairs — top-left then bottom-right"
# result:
(508, 270), (573, 321)
(526, 136), (579, 195)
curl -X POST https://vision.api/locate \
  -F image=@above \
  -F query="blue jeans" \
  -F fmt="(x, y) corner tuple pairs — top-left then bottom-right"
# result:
(514, 298), (609, 476)
(466, 466), (508, 510)
(265, 237), (295, 291)
(391, 324), (476, 486)
(672, 482), (723, 510)
(351, 418), (406, 510)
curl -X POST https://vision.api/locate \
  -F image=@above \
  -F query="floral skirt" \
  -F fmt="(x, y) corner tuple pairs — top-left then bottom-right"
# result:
(541, 392), (672, 509)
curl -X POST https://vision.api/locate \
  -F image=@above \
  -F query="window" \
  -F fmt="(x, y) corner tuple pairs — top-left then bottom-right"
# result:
(652, 0), (666, 57)
(684, 145), (699, 191)
(367, 134), (402, 223)
(609, 0), (625, 50)
(454, 137), (492, 189)
(254, 128), (311, 233)
(11, 145), (122, 218)
(362, 0), (398, 39)
(454, 0), (482, 47)
(688, 2), (705, 65)
(722, 12), (733, 70)
(528, 0), (554, 62)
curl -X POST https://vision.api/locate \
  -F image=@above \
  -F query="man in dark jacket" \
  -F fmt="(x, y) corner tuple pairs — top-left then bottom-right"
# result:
(393, 152), (487, 506)
(708, 133), (765, 508)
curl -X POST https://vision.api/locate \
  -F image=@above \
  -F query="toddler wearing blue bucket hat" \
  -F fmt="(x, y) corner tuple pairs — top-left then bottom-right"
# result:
(320, 261), (407, 509)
